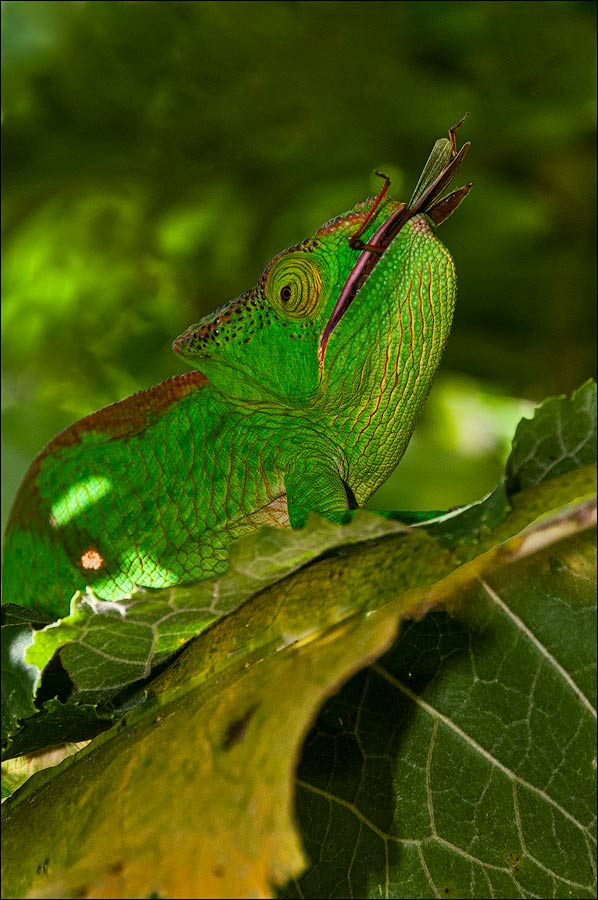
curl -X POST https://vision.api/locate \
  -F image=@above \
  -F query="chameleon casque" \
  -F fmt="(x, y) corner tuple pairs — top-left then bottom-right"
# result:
(2, 124), (470, 619)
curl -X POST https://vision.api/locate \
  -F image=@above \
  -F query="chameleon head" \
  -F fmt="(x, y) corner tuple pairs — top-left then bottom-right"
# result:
(172, 196), (457, 425)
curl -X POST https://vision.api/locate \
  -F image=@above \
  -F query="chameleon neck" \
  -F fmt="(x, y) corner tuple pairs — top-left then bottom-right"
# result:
(320, 215), (456, 502)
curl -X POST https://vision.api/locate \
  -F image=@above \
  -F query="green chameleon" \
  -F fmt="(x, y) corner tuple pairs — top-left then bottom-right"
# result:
(2, 123), (471, 618)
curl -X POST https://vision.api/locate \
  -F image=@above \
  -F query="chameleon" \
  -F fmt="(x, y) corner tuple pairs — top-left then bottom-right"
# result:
(2, 123), (471, 619)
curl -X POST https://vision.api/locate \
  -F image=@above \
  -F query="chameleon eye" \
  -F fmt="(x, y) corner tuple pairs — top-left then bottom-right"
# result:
(267, 256), (323, 320)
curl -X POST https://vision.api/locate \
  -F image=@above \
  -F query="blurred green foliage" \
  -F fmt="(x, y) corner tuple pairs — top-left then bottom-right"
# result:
(2, 0), (596, 524)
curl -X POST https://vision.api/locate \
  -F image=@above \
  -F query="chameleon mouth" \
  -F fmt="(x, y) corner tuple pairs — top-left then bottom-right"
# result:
(318, 203), (413, 367)
(318, 128), (471, 369)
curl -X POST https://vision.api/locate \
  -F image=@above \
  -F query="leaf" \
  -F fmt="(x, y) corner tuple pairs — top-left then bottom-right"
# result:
(2, 515), (413, 758)
(506, 379), (596, 494)
(2, 385), (596, 758)
(1, 384), (596, 897)
(283, 528), (596, 899)
(1, 488), (595, 898)
(1, 625), (40, 738)
(0, 605), (53, 742)
(1, 742), (89, 800)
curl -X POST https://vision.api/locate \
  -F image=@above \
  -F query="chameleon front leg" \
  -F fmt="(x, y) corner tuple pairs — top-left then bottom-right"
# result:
(284, 463), (355, 529)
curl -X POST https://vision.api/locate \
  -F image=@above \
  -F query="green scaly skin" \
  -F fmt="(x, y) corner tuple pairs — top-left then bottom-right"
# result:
(2, 140), (468, 618)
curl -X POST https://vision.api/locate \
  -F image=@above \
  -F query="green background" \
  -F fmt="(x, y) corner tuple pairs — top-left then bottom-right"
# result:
(2, 0), (596, 527)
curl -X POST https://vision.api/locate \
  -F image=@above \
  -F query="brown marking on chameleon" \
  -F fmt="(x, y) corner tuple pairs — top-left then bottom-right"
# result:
(52, 370), (207, 449)
(6, 371), (207, 531)
(315, 198), (406, 239)
(315, 206), (371, 237)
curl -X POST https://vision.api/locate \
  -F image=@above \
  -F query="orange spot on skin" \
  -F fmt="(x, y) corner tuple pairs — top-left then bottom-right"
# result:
(81, 549), (104, 570)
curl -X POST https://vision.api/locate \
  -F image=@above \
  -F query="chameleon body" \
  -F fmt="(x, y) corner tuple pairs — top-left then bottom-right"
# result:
(2, 130), (470, 617)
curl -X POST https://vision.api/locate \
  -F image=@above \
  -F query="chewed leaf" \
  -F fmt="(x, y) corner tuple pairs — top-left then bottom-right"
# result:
(2, 383), (596, 760)
(507, 379), (597, 494)
(1, 493), (594, 899)
(1, 382), (595, 898)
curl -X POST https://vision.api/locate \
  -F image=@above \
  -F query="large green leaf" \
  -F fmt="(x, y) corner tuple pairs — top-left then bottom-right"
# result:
(284, 529), (596, 898)
(1, 385), (596, 898)
(1, 515), (414, 759)
(3, 384), (596, 761)
(1, 494), (594, 899)
(507, 380), (596, 493)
